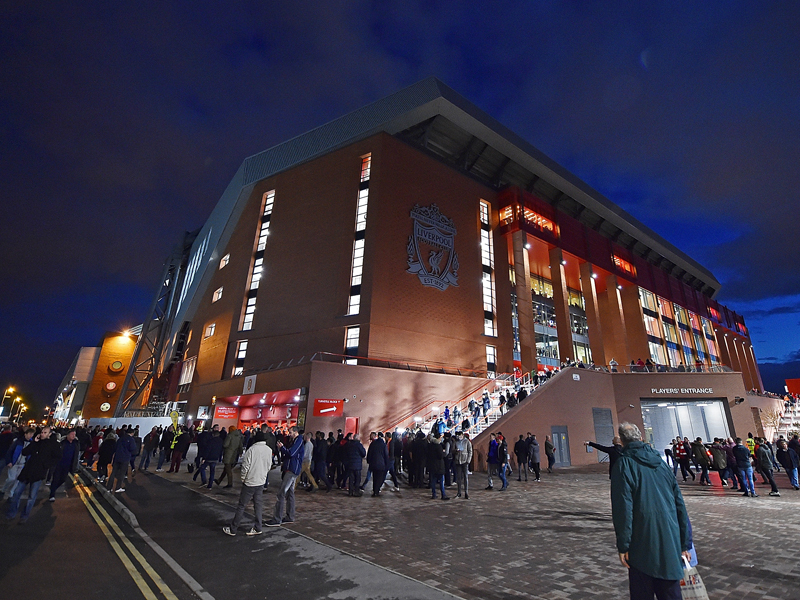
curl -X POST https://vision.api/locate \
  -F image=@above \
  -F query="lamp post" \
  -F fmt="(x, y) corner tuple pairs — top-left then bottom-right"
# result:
(1, 386), (14, 417)
(10, 398), (23, 422)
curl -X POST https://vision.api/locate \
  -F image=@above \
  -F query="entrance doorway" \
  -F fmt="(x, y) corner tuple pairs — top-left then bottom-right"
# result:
(551, 426), (571, 467)
(641, 398), (731, 459)
(345, 417), (359, 437)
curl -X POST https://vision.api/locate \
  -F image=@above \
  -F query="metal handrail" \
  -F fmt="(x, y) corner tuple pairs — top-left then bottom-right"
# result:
(606, 364), (733, 374)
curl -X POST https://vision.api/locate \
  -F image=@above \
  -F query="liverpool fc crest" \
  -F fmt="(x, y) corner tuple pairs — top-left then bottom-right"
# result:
(407, 204), (459, 291)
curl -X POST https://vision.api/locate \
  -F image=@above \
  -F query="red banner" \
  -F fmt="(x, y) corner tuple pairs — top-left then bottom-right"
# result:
(215, 405), (239, 419)
(312, 398), (344, 417)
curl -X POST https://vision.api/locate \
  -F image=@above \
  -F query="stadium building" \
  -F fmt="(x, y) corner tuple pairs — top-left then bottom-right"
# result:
(77, 78), (779, 466)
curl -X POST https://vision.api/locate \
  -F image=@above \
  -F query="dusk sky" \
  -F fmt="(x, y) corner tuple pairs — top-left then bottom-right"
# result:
(1, 2), (798, 416)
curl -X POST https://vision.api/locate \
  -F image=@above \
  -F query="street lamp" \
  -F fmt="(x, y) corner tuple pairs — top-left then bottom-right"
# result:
(10, 398), (23, 421)
(1, 386), (14, 416)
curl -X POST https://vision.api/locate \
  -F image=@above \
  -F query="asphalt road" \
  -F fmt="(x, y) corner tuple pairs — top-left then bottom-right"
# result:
(0, 467), (455, 600)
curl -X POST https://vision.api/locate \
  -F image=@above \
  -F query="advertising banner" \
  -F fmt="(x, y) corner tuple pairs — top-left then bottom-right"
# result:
(214, 405), (239, 419)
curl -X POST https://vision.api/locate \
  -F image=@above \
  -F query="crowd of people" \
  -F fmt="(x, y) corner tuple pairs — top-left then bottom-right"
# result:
(663, 433), (800, 496)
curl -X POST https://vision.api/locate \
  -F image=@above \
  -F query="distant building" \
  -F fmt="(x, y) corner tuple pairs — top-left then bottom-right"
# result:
(54, 330), (138, 423)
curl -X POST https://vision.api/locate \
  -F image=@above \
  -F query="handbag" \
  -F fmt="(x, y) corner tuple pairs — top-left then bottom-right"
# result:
(680, 556), (709, 600)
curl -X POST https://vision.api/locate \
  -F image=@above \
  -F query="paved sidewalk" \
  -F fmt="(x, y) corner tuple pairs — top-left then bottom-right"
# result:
(138, 455), (800, 600)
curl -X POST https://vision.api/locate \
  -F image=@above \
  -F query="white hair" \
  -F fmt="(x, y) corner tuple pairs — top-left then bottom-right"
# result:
(618, 422), (642, 445)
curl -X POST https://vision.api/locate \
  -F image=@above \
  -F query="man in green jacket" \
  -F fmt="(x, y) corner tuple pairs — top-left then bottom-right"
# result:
(611, 422), (691, 600)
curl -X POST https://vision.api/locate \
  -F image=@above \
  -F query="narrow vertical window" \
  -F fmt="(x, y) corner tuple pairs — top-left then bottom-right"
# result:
(480, 200), (497, 336)
(212, 287), (223, 303)
(219, 254), (230, 269)
(347, 154), (371, 315)
(233, 340), (248, 377)
(240, 190), (276, 330)
(486, 345), (497, 378)
(204, 323), (216, 339)
(344, 326), (360, 365)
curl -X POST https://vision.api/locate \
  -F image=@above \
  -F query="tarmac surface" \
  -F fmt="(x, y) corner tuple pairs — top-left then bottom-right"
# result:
(3, 452), (800, 600)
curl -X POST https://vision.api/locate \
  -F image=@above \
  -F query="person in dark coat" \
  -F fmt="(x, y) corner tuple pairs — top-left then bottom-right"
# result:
(6, 426), (62, 521)
(312, 431), (332, 492)
(49, 429), (81, 501)
(585, 436), (624, 479)
(156, 425), (174, 471)
(527, 433), (541, 481)
(108, 429), (138, 493)
(733, 437), (756, 497)
(194, 429), (224, 489)
(97, 432), (117, 483)
(343, 434), (366, 496)
(426, 433), (449, 500)
(514, 435), (528, 481)
(410, 431), (427, 488)
(611, 422), (690, 600)
(366, 432), (389, 497)
(776, 440), (799, 490)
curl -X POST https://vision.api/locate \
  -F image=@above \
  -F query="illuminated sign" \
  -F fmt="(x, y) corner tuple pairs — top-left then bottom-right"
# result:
(214, 406), (239, 419)
(651, 388), (714, 394)
(313, 398), (344, 417)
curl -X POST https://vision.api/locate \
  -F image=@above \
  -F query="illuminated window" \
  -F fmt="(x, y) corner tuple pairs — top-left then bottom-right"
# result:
(639, 288), (658, 313)
(499, 205), (515, 226)
(178, 356), (197, 386)
(658, 297), (674, 320)
(643, 314), (661, 338)
(240, 191), (276, 330)
(344, 326), (360, 365)
(662, 322), (678, 344)
(531, 274), (554, 299)
(522, 206), (555, 234)
(219, 254), (230, 269)
(347, 155), (371, 315)
(233, 340), (248, 377)
(674, 304), (690, 328)
(242, 297), (257, 331)
(480, 200), (497, 336)
(709, 307), (721, 322)
(212, 287), (223, 303)
(360, 154), (371, 182)
(204, 323), (216, 339)
(612, 255), (636, 277)
(486, 345), (497, 377)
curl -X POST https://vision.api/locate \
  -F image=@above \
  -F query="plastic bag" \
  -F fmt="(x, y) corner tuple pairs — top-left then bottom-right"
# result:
(680, 557), (709, 600)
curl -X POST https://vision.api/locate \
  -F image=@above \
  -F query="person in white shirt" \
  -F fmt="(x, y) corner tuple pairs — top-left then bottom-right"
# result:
(223, 432), (273, 536)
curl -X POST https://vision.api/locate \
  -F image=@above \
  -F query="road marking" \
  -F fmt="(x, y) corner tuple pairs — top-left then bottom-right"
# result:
(73, 477), (180, 600)
(73, 478), (159, 600)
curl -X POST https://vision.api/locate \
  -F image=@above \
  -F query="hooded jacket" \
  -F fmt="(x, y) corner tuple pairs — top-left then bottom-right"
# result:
(222, 429), (243, 464)
(690, 441), (710, 468)
(611, 441), (689, 581)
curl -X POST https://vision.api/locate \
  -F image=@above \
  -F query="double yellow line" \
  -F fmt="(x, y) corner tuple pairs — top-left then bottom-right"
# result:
(71, 475), (179, 600)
